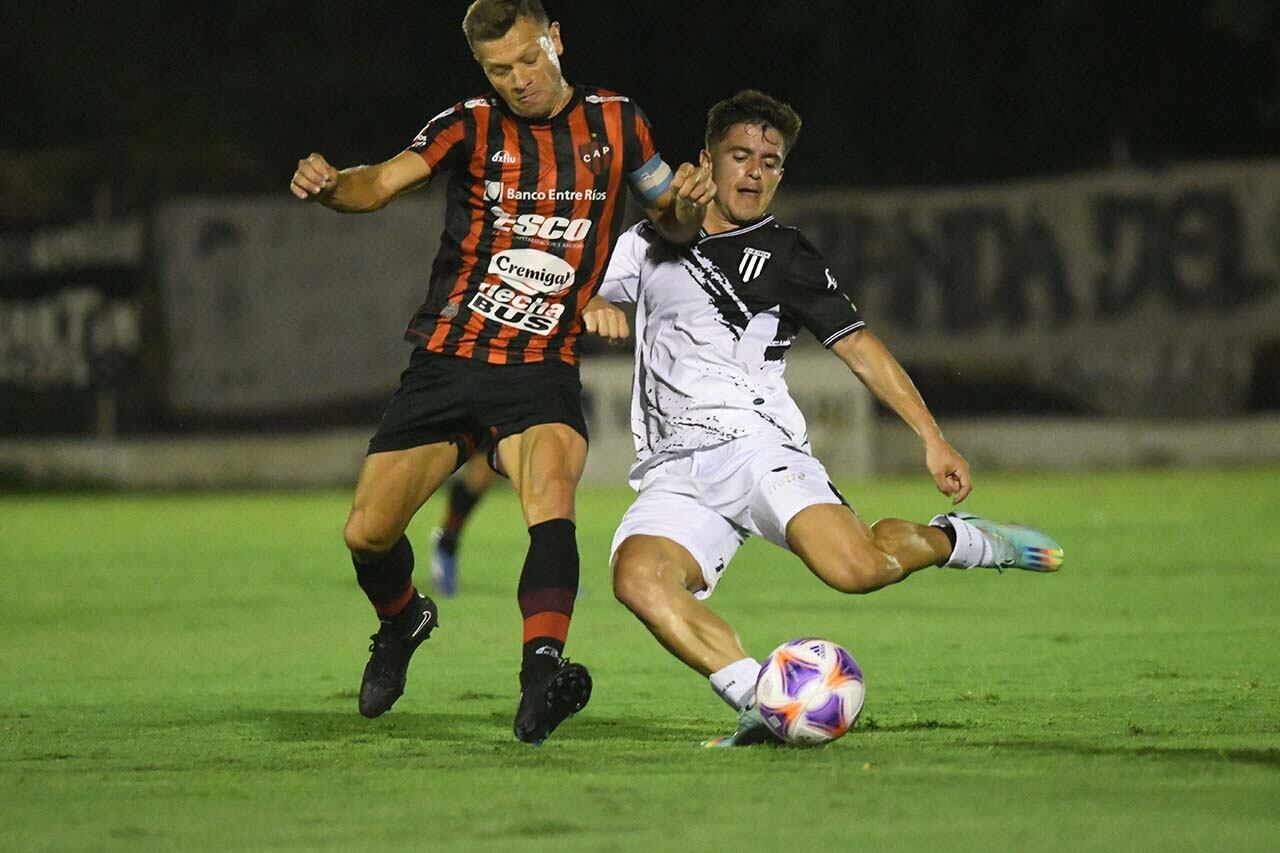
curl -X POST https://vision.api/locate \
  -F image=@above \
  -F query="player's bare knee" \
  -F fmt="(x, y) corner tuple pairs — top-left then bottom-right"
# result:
(611, 544), (666, 617)
(342, 511), (398, 559)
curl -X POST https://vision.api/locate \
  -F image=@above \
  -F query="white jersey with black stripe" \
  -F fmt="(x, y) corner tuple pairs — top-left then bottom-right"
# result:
(598, 217), (865, 484)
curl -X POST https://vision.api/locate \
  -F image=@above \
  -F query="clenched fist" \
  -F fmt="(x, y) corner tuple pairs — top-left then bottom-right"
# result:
(290, 153), (339, 201)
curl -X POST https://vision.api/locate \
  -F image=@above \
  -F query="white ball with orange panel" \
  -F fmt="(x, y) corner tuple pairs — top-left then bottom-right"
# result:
(755, 638), (865, 745)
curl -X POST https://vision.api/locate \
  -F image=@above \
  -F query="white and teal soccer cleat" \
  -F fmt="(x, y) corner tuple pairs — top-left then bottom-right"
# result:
(702, 703), (780, 748)
(942, 512), (1065, 572)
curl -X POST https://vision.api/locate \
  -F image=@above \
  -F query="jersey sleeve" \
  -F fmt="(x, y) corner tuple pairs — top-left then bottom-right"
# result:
(597, 226), (645, 306)
(782, 231), (866, 347)
(407, 105), (467, 174)
(623, 102), (673, 206)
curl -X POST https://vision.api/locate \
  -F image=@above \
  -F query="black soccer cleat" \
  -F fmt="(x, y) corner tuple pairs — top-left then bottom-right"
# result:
(358, 593), (439, 719)
(513, 659), (592, 745)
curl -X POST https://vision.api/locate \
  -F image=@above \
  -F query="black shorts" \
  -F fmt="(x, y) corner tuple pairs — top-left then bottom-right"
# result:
(367, 348), (589, 467)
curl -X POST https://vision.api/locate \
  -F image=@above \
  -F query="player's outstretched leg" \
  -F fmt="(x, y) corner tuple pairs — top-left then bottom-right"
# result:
(500, 424), (592, 745)
(930, 512), (1064, 572)
(787, 504), (1064, 593)
(344, 442), (457, 718)
(611, 534), (779, 748)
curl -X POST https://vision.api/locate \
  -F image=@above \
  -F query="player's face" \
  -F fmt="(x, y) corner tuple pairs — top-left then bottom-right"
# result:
(701, 122), (786, 226)
(473, 18), (569, 120)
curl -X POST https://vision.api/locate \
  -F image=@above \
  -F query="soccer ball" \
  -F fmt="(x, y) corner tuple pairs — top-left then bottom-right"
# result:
(755, 638), (865, 746)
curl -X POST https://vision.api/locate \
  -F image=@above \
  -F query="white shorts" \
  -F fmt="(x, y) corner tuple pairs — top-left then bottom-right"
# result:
(610, 437), (847, 599)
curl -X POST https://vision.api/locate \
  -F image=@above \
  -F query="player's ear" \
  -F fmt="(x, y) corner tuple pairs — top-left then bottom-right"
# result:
(699, 149), (711, 169)
(549, 21), (564, 56)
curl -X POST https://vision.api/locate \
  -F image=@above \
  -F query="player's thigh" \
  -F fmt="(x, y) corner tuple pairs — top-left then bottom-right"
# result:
(496, 422), (588, 526)
(345, 442), (460, 554)
(460, 449), (499, 493)
(785, 503), (880, 579)
(610, 487), (744, 600)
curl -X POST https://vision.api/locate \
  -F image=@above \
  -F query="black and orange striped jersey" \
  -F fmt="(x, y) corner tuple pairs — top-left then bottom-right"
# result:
(404, 84), (670, 367)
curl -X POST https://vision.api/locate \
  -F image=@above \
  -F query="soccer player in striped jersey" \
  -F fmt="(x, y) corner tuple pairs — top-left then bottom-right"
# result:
(288, 0), (714, 744)
(590, 90), (1064, 746)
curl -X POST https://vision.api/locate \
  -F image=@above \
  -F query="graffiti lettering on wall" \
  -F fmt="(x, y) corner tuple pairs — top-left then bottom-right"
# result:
(778, 163), (1280, 415)
(0, 287), (141, 388)
(794, 188), (1276, 333)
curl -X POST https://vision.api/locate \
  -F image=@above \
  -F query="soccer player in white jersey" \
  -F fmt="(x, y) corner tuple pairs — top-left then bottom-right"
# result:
(582, 90), (1065, 746)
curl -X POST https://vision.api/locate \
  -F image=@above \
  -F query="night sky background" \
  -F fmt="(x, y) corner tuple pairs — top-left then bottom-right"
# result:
(5, 0), (1279, 225)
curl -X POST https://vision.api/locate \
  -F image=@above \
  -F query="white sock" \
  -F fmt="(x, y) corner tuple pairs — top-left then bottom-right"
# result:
(929, 514), (992, 568)
(709, 658), (762, 711)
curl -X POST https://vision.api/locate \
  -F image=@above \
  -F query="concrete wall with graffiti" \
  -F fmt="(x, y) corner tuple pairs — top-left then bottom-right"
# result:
(773, 160), (1280, 417)
(3, 161), (1279, 441)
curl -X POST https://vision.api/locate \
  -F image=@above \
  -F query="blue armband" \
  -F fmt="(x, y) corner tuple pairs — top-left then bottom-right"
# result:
(628, 154), (673, 205)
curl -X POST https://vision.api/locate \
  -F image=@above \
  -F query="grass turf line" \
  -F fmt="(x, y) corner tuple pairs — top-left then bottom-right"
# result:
(1, 468), (1278, 851)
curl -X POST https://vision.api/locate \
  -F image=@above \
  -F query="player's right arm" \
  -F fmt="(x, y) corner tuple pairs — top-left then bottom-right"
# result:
(583, 226), (644, 340)
(290, 151), (432, 213)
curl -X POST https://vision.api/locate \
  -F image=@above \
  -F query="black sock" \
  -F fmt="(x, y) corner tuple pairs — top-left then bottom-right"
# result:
(353, 535), (416, 618)
(439, 480), (483, 556)
(517, 518), (578, 686)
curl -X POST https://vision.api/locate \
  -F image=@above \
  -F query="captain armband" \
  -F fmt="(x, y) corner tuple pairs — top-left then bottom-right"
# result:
(628, 154), (673, 205)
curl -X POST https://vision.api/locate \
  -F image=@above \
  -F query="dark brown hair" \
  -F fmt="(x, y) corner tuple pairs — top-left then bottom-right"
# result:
(463, 0), (550, 48)
(705, 89), (803, 156)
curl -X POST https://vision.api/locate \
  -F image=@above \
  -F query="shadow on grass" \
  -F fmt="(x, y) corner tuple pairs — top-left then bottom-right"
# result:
(959, 740), (1280, 768)
(195, 708), (690, 746)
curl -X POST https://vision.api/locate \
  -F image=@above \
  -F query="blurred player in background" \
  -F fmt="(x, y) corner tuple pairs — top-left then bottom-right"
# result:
(429, 453), (498, 597)
(588, 90), (1064, 746)
(289, 0), (713, 744)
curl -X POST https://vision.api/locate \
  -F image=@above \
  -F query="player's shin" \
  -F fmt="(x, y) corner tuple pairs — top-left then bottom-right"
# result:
(353, 534), (417, 618)
(517, 518), (579, 685)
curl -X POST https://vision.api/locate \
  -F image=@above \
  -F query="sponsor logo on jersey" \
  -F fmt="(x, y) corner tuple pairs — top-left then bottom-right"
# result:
(767, 470), (808, 494)
(487, 248), (576, 296)
(824, 268), (838, 291)
(464, 97), (492, 109)
(502, 186), (607, 202)
(739, 247), (772, 283)
(469, 280), (566, 335)
(491, 149), (517, 164)
(578, 136), (613, 176)
(490, 208), (595, 244)
(584, 94), (630, 104)
(484, 181), (504, 202)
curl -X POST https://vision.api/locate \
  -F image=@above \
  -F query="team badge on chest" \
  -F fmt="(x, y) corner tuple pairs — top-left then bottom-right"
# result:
(578, 135), (613, 177)
(739, 247), (772, 283)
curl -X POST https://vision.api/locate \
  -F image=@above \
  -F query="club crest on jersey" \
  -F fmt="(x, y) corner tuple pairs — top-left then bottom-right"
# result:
(739, 248), (772, 283)
(578, 136), (613, 176)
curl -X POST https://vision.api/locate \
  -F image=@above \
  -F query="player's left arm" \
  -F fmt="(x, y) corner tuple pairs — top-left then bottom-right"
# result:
(622, 102), (714, 245)
(783, 231), (971, 503)
(642, 162), (715, 245)
(831, 330), (972, 504)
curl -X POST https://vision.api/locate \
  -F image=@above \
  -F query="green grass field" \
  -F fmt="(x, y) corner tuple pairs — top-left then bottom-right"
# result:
(2, 469), (1279, 851)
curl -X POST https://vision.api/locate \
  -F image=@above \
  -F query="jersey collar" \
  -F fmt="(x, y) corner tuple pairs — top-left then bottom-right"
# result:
(698, 215), (776, 243)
